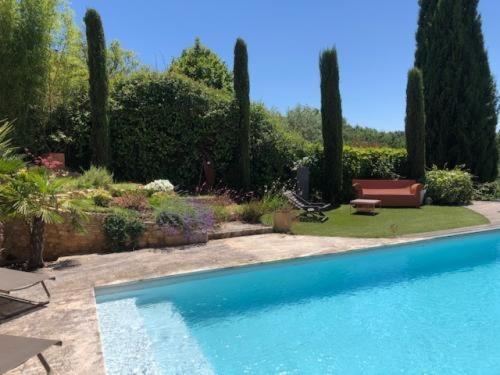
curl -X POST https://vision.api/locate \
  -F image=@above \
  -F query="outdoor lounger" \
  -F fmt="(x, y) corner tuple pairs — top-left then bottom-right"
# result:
(0, 334), (62, 374)
(0, 268), (54, 299)
(0, 268), (54, 321)
(284, 191), (331, 222)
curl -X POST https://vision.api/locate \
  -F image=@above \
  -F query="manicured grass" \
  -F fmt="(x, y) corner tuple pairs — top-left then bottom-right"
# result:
(263, 205), (488, 238)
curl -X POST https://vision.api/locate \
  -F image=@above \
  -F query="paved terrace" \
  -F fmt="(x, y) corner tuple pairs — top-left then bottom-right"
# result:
(1, 201), (499, 374)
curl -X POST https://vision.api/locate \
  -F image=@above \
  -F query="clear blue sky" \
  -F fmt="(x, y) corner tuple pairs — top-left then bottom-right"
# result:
(71, 0), (500, 131)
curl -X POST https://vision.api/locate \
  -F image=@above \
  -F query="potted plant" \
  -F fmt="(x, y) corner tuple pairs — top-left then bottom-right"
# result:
(272, 203), (295, 233)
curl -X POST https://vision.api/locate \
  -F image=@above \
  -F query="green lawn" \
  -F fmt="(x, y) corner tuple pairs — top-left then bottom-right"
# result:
(263, 205), (488, 238)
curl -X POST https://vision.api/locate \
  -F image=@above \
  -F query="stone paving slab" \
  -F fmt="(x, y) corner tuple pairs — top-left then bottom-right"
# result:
(1, 202), (498, 374)
(208, 221), (272, 240)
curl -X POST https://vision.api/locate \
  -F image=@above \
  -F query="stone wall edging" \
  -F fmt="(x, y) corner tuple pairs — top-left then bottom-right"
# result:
(2, 213), (207, 263)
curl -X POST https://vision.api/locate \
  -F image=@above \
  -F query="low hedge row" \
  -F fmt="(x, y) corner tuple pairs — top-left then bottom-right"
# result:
(307, 146), (408, 200)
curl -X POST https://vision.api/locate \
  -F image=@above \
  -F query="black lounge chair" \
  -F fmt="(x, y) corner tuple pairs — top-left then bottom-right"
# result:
(284, 191), (331, 222)
(0, 334), (62, 374)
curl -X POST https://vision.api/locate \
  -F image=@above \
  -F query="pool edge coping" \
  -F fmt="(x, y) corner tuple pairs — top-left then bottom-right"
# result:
(94, 225), (500, 296)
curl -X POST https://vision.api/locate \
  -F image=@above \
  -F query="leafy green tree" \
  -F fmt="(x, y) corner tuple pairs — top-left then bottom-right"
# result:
(0, 0), (58, 151)
(46, 1), (87, 112)
(405, 68), (426, 180)
(107, 40), (141, 83)
(169, 38), (232, 91)
(343, 124), (405, 148)
(285, 105), (323, 143)
(84, 8), (110, 167)
(415, 0), (498, 181)
(285, 104), (405, 147)
(233, 38), (251, 191)
(319, 48), (343, 206)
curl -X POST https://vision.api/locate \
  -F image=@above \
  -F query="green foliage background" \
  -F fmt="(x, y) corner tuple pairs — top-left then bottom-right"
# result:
(415, 0), (498, 182)
(285, 105), (406, 148)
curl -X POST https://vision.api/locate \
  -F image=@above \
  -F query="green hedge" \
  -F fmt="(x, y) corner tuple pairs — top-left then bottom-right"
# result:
(249, 104), (312, 189)
(54, 73), (308, 190)
(110, 73), (237, 185)
(308, 146), (408, 200)
(51, 72), (408, 198)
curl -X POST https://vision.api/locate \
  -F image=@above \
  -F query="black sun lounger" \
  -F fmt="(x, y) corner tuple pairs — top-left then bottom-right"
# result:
(284, 190), (331, 222)
(0, 334), (62, 374)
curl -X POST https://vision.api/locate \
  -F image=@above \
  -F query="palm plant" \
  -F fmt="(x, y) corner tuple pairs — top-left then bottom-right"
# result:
(0, 120), (23, 176)
(0, 168), (64, 269)
(0, 167), (85, 269)
(0, 120), (23, 260)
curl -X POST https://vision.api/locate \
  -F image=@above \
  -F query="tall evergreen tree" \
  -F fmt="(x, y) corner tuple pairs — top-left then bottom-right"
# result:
(415, 0), (498, 181)
(233, 38), (250, 190)
(405, 68), (426, 181)
(84, 9), (110, 167)
(319, 48), (343, 206)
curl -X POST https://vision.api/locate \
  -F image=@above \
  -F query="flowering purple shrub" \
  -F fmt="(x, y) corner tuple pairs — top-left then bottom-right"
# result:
(154, 197), (215, 238)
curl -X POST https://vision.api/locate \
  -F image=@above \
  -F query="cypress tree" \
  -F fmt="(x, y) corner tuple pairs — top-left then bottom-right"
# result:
(405, 68), (426, 181)
(233, 38), (250, 191)
(84, 9), (110, 167)
(415, 0), (498, 181)
(319, 48), (343, 206)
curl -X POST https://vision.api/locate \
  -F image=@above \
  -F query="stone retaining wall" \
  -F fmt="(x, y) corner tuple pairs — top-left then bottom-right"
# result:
(2, 213), (207, 263)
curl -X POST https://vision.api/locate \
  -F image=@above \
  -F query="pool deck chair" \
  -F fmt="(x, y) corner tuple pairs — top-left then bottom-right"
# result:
(0, 334), (62, 374)
(284, 191), (331, 222)
(0, 268), (54, 301)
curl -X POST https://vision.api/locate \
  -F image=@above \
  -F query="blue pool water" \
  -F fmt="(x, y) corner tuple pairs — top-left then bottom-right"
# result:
(96, 230), (500, 374)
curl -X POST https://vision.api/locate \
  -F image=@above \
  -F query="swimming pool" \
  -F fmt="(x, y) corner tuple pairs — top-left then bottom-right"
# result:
(96, 230), (500, 374)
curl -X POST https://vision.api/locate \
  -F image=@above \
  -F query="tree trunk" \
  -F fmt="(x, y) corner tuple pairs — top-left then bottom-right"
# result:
(28, 217), (45, 270)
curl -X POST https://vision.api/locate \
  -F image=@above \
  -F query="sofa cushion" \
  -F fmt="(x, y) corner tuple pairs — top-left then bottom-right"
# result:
(362, 188), (412, 196)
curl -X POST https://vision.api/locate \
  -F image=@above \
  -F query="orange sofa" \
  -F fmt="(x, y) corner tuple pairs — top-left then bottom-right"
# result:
(352, 179), (423, 207)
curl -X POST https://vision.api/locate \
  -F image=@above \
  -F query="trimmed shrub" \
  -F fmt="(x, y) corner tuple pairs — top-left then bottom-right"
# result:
(239, 200), (265, 223)
(91, 190), (112, 207)
(144, 179), (174, 193)
(103, 214), (145, 251)
(425, 167), (473, 205)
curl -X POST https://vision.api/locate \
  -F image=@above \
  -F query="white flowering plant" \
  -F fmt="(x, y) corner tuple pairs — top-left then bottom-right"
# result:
(144, 179), (174, 193)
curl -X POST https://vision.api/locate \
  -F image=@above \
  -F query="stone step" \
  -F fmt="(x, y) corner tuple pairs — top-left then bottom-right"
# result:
(208, 222), (273, 240)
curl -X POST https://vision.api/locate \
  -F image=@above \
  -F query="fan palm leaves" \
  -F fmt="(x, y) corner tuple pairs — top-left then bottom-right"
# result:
(0, 168), (86, 269)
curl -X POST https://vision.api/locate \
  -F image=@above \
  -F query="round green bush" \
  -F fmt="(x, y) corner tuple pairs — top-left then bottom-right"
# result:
(425, 167), (473, 205)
